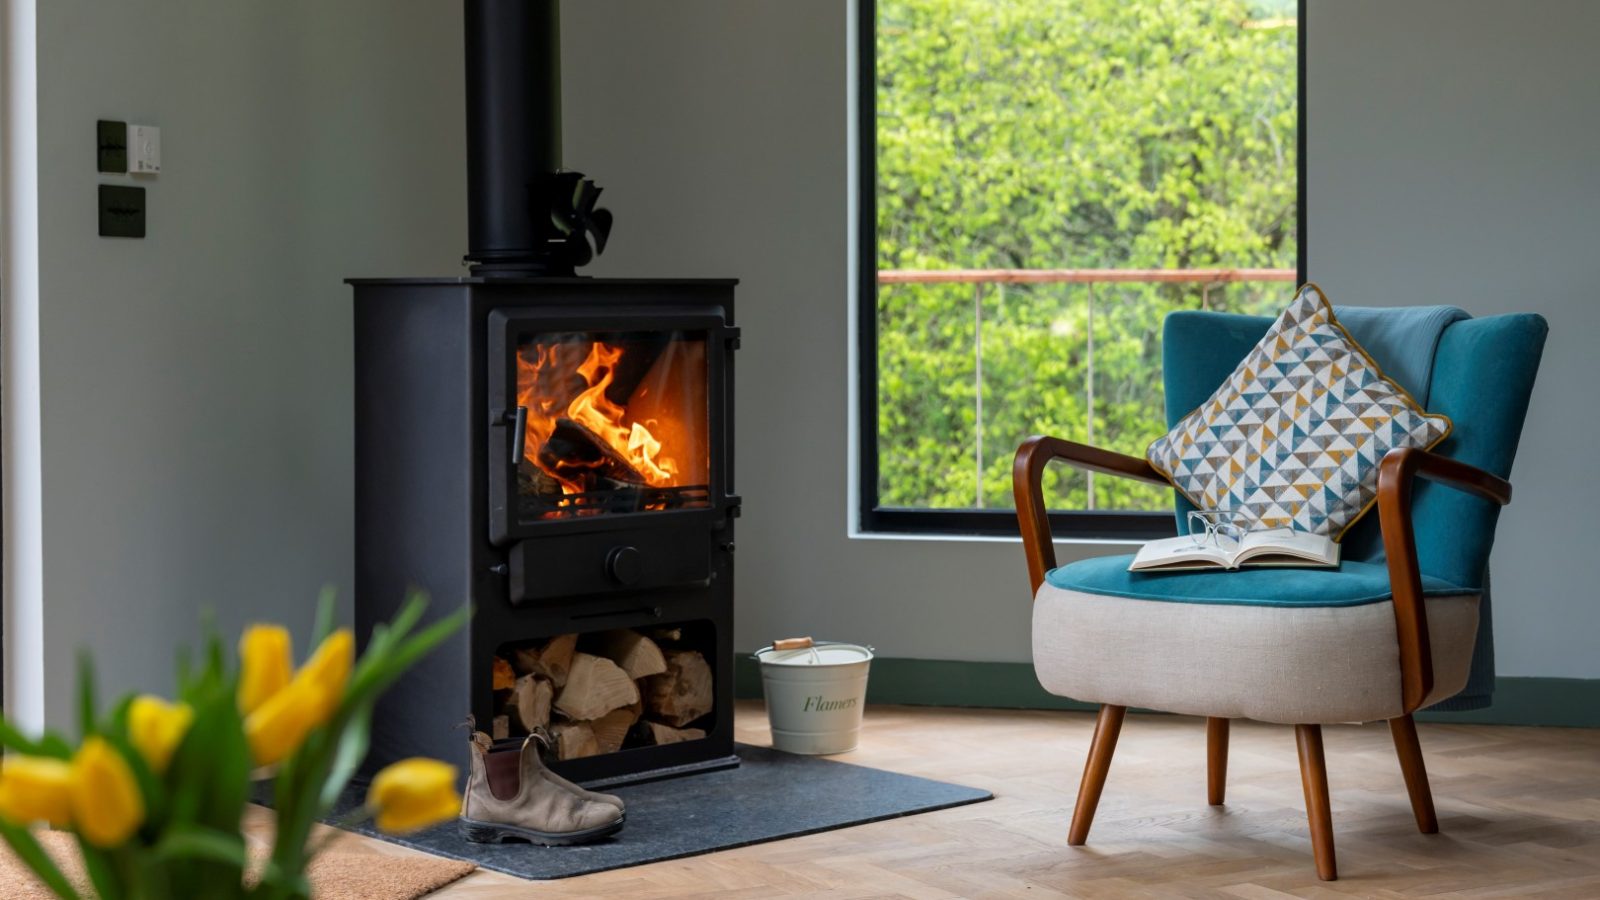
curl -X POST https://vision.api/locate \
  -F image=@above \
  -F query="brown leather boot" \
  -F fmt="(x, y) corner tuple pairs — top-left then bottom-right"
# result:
(522, 733), (626, 813)
(460, 732), (625, 845)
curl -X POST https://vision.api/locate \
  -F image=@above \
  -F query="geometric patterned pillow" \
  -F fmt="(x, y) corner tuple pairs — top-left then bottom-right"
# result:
(1147, 284), (1452, 540)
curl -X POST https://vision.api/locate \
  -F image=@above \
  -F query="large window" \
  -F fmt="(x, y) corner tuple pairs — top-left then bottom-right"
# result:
(859, 0), (1303, 535)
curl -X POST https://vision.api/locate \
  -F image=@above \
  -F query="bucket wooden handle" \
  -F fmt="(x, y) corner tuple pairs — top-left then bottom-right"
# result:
(772, 637), (814, 651)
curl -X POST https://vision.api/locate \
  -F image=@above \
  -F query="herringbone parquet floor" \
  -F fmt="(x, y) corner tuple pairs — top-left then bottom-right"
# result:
(301, 701), (1600, 898)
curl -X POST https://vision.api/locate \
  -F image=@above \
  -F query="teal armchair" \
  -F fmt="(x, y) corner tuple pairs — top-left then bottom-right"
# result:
(1014, 306), (1547, 880)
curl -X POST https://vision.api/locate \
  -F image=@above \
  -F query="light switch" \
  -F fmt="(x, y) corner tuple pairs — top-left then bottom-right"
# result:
(97, 120), (127, 173)
(99, 185), (146, 238)
(128, 124), (160, 174)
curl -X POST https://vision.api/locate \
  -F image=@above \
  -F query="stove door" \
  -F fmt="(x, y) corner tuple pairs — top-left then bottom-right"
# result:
(487, 309), (732, 546)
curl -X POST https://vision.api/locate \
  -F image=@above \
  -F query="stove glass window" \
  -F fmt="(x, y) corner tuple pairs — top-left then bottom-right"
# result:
(515, 330), (710, 520)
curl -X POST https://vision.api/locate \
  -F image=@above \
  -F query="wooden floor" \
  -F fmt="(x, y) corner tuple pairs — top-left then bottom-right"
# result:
(301, 701), (1600, 898)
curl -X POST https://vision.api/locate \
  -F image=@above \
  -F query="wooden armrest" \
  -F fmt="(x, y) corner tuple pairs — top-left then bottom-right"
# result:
(1377, 447), (1511, 713)
(1012, 436), (1170, 594)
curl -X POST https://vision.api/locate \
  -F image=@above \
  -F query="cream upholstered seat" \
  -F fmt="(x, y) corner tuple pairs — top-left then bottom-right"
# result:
(1014, 307), (1547, 881)
(1033, 580), (1478, 725)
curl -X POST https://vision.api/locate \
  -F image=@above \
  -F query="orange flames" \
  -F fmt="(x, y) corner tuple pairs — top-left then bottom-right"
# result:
(516, 337), (705, 501)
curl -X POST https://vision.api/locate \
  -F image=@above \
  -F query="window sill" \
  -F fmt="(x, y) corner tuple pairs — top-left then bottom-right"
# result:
(846, 528), (1147, 548)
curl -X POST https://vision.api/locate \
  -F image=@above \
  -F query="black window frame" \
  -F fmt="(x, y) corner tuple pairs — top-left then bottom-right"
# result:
(856, 0), (1307, 538)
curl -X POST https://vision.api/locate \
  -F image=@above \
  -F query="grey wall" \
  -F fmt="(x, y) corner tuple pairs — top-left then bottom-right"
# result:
(28, 0), (465, 724)
(1305, 0), (1600, 678)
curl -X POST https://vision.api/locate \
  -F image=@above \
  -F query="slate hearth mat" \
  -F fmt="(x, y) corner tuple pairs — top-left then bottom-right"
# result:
(264, 743), (992, 881)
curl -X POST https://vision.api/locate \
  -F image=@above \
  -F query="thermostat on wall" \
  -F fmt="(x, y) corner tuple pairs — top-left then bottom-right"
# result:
(128, 124), (160, 174)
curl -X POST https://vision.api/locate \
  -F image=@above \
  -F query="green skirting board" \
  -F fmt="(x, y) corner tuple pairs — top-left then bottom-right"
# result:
(735, 656), (1600, 728)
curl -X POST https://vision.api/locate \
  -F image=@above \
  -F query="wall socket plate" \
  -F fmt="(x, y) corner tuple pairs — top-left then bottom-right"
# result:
(99, 184), (145, 237)
(97, 120), (127, 173)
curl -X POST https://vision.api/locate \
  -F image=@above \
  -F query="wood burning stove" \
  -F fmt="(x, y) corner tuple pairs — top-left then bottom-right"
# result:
(353, 278), (738, 786)
(352, 0), (739, 787)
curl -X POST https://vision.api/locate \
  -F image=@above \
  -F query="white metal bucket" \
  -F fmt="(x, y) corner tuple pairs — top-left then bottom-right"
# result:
(753, 640), (874, 755)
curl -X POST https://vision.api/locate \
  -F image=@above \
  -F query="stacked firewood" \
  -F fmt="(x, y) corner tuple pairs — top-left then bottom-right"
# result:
(489, 628), (713, 760)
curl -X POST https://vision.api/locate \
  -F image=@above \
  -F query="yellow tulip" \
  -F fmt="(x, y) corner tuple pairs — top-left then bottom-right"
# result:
(367, 758), (461, 834)
(240, 627), (355, 767)
(297, 628), (354, 721)
(128, 695), (193, 773)
(244, 676), (326, 767)
(0, 756), (74, 827)
(70, 737), (144, 847)
(238, 624), (293, 716)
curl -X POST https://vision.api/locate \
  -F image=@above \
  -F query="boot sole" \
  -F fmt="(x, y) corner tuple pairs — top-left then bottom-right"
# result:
(459, 813), (625, 846)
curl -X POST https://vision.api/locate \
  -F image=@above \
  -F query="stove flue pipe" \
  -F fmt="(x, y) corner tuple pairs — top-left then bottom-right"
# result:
(464, 0), (609, 276)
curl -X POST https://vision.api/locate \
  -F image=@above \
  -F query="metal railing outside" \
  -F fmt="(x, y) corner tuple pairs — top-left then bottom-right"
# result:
(875, 268), (1297, 509)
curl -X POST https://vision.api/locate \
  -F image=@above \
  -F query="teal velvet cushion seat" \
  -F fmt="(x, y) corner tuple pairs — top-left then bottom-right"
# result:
(1045, 556), (1469, 608)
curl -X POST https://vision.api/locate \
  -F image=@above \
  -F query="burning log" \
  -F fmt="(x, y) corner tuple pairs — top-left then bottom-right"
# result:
(555, 653), (640, 721)
(540, 418), (646, 486)
(594, 630), (668, 681)
(551, 722), (599, 760)
(518, 459), (566, 502)
(513, 633), (578, 687)
(643, 650), (714, 727)
(508, 675), (554, 733)
(640, 721), (706, 746)
(590, 703), (643, 755)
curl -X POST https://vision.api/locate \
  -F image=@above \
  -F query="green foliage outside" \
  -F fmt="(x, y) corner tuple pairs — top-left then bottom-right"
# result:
(875, 0), (1298, 512)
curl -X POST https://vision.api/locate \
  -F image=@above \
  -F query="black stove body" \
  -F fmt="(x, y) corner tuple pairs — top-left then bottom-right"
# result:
(352, 277), (739, 785)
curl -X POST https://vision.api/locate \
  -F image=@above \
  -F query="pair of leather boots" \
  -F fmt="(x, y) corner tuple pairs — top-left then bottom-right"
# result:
(460, 729), (626, 845)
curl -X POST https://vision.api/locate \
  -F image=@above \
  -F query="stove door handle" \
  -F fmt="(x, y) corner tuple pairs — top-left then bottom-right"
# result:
(509, 406), (528, 466)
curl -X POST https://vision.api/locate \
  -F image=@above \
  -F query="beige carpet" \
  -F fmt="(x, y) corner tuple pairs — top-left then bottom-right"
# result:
(1, 830), (475, 899)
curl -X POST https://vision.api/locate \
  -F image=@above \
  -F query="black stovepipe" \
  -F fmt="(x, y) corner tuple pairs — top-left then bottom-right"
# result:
(464, 0), (609, 277)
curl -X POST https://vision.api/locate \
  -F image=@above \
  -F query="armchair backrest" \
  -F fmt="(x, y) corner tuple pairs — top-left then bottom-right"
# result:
(1161, 307), (1548, 589)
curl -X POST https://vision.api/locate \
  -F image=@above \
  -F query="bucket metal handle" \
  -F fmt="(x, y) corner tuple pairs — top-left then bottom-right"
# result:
(752, 640), (876, 665)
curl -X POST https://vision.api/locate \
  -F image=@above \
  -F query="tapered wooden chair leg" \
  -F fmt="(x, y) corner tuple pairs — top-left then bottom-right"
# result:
(1206, 717), (1229, 806)
(1068, 704), (1126, 846)
(1294, 724), (1337, 881)
(1388, 714), (1439, 834)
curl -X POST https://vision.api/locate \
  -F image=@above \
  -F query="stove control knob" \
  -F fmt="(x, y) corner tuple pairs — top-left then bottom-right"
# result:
(606, 546), (643, 586)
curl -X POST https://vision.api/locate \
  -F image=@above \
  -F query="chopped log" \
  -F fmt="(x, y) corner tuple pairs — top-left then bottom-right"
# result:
(590, 703), (643, 755)
(555, 653), (640, 721)
(543, 634), (578, 686)
(492, 656), (516, 691)
(517, 459), (566, 503)
(649, 627), (683, 643)
(513, 633), (578, 686)
(642, 721), (706, 746)
(643, 650), (714, 727)
(491, 715), (511, 741)
(540, 418), (645, 486)
(551, 722), (600, 760)
(594, 630), (668, 680)
(508, 675), (554, 733)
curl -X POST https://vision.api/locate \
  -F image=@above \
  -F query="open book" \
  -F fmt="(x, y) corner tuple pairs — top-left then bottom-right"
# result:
(1128, 528), (1340, 573)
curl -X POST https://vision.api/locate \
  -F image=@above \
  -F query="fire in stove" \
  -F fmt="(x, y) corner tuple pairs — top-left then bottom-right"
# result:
(515, 331), (710, 519)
